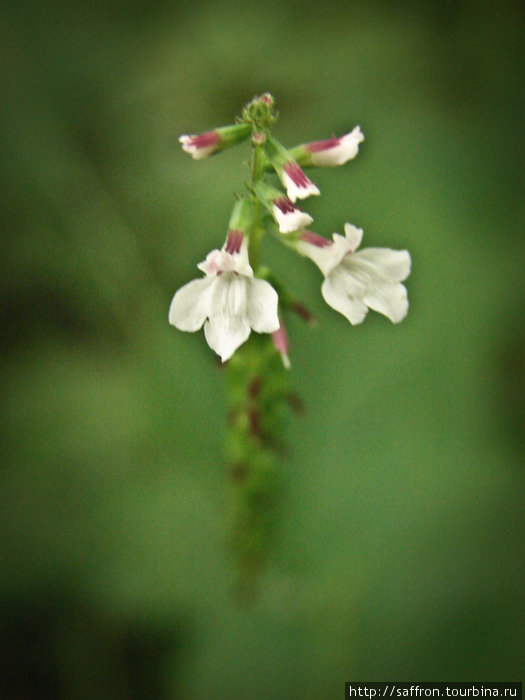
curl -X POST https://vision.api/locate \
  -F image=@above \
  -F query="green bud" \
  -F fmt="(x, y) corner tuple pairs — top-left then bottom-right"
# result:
(241, 93), (278, 131)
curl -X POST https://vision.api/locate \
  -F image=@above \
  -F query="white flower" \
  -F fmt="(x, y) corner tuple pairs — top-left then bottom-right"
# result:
(281, 162), (320, 202)
(297, 224), (411, 325)
(169, 231), (280, 361)
(272, 196), (313, 233)
(306, 126), (364, 167)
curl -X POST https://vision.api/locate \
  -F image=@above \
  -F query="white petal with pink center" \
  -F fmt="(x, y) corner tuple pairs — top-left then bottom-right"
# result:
(169, 233), (279, 361)
(297, 223), (411, 325)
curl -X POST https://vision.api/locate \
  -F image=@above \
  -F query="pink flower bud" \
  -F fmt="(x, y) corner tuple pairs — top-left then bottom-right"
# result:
(272, 321), (291, 369)
(272, 197), (313, 234)
(305, 126), (364, 167)
(179, 124), (251, 160)
(179, 131), (221, 159)
(282, 162), (320, 202)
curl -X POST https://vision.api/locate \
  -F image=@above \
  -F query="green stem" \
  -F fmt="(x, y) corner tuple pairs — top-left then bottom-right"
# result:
(248, 135), (265, 270)
(224, 334), (290, 600)
(250, 135), (264, 185)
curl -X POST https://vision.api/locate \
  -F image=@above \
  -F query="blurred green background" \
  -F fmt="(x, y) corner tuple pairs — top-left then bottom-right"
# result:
(1, 0), (524, 697)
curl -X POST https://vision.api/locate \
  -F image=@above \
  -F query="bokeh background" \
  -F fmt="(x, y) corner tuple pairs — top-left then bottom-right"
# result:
(1, 0), (524, 697)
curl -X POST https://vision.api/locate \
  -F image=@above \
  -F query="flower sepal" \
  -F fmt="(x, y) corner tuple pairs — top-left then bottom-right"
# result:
(227, 196), (255, 235)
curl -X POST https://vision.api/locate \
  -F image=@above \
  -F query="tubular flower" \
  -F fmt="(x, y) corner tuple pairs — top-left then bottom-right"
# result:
(302, 126), (364, 167)
(272, 196), (313, 233)
(254, 181), (313, 233)
(296, 224), (411, 325)
(179, 123), (251, 160)
(169, 231), (280, 361)
(281, 162), (320, 202)
(179, 131), (221, 159)
(264, 136), (320, 202)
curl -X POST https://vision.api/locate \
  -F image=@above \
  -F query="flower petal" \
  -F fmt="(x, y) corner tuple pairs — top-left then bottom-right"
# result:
(204, 315), (251, 362)
(341, 253), (410, 323)
(272, 202), (313, 234)
(197, 237), (253, 278)
(363, 282), (409, 323)
(297, 233), (351, 277)
(282, 164), (320, 203)
(309, 127), (364, 167)
(245, 278), (280, 333)
(321, 275), (368, 325)
(168, 277), (215, 331)
(208, 274), (249, 318)
(355, 247), (411, 282)
(197, 249), (222, 276)
(343, 223), (364, 252)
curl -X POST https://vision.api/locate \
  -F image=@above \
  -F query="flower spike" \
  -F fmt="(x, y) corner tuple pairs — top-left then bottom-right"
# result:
(170, 95), (413, 589)
(296, 223), (411, 325)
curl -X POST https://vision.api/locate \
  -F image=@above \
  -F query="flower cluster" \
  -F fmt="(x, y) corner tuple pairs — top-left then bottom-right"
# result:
(170, 94), (411, 364)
